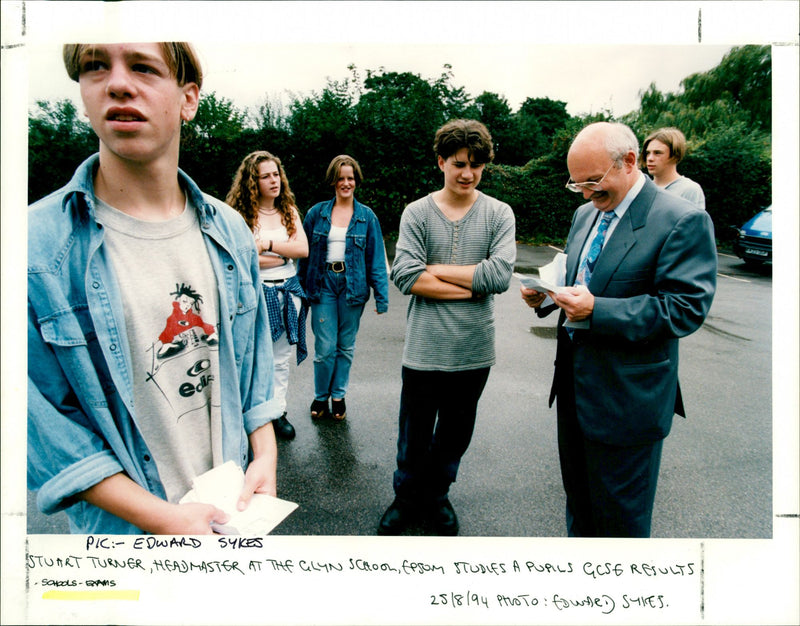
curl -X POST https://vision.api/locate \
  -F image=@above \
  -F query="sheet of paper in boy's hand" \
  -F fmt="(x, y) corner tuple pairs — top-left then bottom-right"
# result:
(515, 252), (568, 294)
(179, 461), (298, 535)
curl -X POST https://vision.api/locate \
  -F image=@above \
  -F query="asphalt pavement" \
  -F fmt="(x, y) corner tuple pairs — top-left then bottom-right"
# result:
(27, 243), (773, 538)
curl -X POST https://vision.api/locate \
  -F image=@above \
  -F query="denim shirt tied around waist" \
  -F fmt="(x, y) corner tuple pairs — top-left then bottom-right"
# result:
(27, 154), (278, 534)
(297, 197), (389, 313)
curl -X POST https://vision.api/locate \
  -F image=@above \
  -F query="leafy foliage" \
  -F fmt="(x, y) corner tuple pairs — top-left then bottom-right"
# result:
(28, 99), (96, 203)
(350, 67), (469, 231)
(179, 93), (249, 199)
(622, 45), (772, 238)
(683, 122), (771, 231)
(28, 46), (771, 243)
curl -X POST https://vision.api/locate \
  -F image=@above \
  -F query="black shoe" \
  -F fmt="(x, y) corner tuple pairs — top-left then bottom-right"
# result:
(273, 413), (296, 440)
(310, 399), (329, 420)
(377, 499), (417, 536)
(431, 499), (458, 536)
(331, 398), (346, 421)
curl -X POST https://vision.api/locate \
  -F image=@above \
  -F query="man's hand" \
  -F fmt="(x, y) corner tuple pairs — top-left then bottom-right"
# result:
(553, 285), (595, 321)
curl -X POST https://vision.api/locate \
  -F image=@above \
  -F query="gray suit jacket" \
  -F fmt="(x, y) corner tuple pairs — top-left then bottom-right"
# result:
(550, 176), (717, 446)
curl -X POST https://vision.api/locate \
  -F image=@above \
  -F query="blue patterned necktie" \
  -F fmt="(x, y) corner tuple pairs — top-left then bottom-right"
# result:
(575, 211), (616, 287)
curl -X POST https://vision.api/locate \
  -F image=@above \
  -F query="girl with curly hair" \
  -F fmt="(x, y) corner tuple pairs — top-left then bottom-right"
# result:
(227, 151), (309, 440)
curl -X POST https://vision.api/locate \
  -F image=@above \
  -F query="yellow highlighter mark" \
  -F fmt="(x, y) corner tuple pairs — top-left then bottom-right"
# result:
(42, 589), (140, 601)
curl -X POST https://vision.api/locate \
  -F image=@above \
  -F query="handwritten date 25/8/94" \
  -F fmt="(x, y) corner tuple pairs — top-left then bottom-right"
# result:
(431, 591), (489, 608)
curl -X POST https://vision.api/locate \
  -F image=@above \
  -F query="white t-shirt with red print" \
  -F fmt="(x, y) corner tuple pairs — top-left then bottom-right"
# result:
(95, 198), (222, 503)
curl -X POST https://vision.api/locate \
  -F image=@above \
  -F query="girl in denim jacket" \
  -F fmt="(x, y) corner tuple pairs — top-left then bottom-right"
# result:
(297, 155), (389, 422)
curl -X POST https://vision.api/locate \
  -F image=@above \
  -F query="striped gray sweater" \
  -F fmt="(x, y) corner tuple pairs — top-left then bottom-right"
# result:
(391, 192), (516, 371)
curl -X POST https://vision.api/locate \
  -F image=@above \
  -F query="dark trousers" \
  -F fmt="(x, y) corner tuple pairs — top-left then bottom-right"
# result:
(392, 366), (490, 504)
(555, 340), (664, 538)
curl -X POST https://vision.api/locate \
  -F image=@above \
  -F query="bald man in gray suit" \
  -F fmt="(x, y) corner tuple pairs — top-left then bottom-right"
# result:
(522, 122), (717, 537)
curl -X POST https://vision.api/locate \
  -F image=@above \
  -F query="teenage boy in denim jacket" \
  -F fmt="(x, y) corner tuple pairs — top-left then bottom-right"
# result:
(27, 43), (279, 534)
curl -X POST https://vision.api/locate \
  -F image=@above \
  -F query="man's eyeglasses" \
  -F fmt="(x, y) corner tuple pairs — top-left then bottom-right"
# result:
(565, 162), (615, 193)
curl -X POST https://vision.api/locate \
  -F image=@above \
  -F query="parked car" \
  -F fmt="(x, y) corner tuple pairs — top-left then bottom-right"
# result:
(733, 206), (772, 266)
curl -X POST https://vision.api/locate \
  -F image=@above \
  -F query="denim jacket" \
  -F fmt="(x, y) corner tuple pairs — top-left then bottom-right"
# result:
(297, 197), (389, 313)
(27, 154), (277, 534)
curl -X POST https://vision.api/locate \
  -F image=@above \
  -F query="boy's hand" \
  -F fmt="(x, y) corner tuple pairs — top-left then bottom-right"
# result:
(237, 455), (277, 511)
(81, 472), (229, 535)
(155, 502), (230, 535)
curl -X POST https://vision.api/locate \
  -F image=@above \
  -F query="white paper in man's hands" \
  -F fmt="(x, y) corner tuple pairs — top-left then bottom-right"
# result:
(516, 274), (564, 294)
(515, 252), (568, 294)
(516, 253), (588, 328)
(179, 461), (298, 535)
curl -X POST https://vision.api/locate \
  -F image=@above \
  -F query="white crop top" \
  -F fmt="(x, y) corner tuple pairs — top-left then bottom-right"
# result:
(258, 225), (296, 281)
(326, 225), (347, 263)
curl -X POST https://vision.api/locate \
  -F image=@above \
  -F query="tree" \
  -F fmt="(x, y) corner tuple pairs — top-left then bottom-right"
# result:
(179, 92), (250, 199)
(683, 122), (771, 233)
(430, 63), (470, 121)
(680, 45), (771, 132)
(254, 95), (290, 133)
(189, 92), (246, 139)
(625, 46), (772, 242)
(519, 98), (570, 138)
(504, 97), (571, 166)
(466, 92), (515, 162)
(348, 67), (469, 231)
(282, 77), (360, 209)
(28, 99), (96, 203)
(27, 48), (770, 245)
(630, 46), (771, 140)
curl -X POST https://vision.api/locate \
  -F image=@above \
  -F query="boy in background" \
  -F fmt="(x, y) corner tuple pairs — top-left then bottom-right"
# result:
(641, 126), (706, 210)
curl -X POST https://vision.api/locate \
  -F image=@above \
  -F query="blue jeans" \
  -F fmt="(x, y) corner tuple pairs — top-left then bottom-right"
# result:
(393, 366), (490, 503)
(310, 268), (366, 401)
